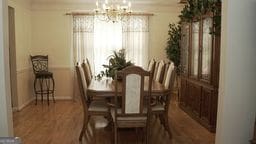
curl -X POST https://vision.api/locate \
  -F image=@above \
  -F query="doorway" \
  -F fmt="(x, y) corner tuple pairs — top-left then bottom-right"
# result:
(8, 6), (18, 110)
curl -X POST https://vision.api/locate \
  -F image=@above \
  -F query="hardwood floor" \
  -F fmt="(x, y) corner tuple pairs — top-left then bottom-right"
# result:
(13, 98), (215, 144)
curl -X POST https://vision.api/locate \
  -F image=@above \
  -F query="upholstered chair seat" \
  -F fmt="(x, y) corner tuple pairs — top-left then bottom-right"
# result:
(88, 101), (109, 112)
(151, 103), (165, 112)
(35, 71), (53, 78)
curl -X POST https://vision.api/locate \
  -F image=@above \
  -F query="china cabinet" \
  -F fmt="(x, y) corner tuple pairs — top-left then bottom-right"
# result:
(251, 118), (256, 144)
(179, 13), (221, 132)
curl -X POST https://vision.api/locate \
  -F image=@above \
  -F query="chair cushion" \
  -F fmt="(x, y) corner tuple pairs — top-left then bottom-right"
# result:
(88, 101), (109, 112)
(111, 109), (147, 122)
(151, 103), (165, 112)
(35, 71), (53, 78)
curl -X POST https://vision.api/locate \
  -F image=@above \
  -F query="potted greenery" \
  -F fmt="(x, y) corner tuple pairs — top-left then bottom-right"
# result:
(165, 23), (181, 73)
(96, 49), (133, 80)
(165, 23), (181, 95)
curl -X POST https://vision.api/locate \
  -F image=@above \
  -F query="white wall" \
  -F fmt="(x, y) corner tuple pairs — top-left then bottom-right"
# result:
(0, 0), (13, 136)
(216, 0), (256, 143)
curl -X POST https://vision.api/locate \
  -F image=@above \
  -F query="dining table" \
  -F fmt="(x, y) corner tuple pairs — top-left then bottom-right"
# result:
(87, 77), (171, 98)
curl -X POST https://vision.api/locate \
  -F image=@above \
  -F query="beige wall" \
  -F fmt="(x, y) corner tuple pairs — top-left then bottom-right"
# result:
(31, 10), (74, 100)
(30, 4), (182, 102)
(149, 11), (180, 61)
(9, 1), (182, 109)
(8, 0), (33, 110)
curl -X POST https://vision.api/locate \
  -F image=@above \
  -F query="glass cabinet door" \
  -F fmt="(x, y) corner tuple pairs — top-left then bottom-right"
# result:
(181, 24), (189, 75)
(201, 18), (213, 81)
(190, 22), (200, 78)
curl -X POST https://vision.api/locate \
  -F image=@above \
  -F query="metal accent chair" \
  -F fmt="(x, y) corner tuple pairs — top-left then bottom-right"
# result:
(30, 55), (55, 105)
(112, 66), (153, 144)
(75, 63), (111, 142)
(151, 62), (175, 138)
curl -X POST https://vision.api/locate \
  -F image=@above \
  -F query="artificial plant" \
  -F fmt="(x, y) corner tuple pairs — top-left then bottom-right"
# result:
(165, 23), (181, 74)
(96, 49), (133, 79)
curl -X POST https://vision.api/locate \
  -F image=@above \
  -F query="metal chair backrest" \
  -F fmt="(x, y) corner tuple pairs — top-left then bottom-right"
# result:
(30, 55), (49, 74)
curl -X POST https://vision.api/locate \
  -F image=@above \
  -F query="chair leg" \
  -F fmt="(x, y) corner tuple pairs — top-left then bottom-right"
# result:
(79, 115), (90, 142)
(46, 78), (50, 105)
(162, 113), (172, 138)
(114, 125), (117, 144)
(34, 78), (38, 105)
(39, 78), (43, 103)
(79, 122), (86, 142)
(51, 77), (55, 103)
(159, 114), (165, 126)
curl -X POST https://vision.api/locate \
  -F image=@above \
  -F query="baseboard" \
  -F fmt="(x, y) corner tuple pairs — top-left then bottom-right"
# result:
(12, 107), (19, 112)
(18, 97), (35, 111)
(16, 96), (74, 111)
(40, 96), (73, 100)
(54, 96), (73, 100)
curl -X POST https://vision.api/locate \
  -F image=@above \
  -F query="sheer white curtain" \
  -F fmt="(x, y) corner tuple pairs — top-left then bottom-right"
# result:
(122, 16), (149, 68)
(73, 15), (94, 65)
(94, 18), (122, 74)
(73, 15), (149, 75)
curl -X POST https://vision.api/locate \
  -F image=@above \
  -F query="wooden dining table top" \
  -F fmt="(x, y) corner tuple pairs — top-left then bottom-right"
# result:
(87, 77), (171, 97)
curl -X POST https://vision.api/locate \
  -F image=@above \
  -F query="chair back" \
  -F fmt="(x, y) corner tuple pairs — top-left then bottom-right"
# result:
(163, 62), (175, 88)
(154, 60), (166, 83)
(81, 60), (92, 85)
(30, 55), (49, 74)
(115, 66), (153, 117)
(148, 59), (156, 76)
(86, 58), (93, 78)
(75, 63), (89, 109)
(162, 62), (176, 111)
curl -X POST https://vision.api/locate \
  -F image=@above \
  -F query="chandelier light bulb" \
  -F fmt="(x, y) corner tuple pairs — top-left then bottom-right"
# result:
(96, 1), (99, 8)
(94, 0), (132, 23)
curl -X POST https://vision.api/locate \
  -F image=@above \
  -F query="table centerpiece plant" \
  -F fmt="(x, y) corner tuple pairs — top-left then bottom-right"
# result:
(96, 49), (133, 80)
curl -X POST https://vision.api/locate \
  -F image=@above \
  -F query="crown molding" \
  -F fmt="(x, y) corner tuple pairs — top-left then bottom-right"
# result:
(31, 2), (183, 13)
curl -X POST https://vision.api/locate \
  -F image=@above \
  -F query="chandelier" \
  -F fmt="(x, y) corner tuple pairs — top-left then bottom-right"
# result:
(94, 0), (132, 23)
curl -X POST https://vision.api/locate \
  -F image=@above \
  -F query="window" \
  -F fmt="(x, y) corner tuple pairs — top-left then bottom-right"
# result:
(73, 15), (149, 75)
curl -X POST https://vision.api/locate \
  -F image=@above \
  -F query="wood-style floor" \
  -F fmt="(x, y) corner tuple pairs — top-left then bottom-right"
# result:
(13, 97), (215, 144)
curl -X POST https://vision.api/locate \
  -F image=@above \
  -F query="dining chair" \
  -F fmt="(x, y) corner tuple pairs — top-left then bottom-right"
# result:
(75, 63), (111, 142)
(81, 60), (92, 85)
(153, 60), (166, 83)
(112, 66), (153, 144)
(86, 58), (93, 79)
(151, 62), (175, 138)
(148, 58), (156, 76)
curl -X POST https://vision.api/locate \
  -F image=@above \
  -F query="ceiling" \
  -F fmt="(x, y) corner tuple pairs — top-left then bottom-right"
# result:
(31, 0), (181, 6)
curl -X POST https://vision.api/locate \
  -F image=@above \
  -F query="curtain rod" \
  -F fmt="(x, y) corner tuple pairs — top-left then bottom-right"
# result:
(66, 12), (154, 16)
